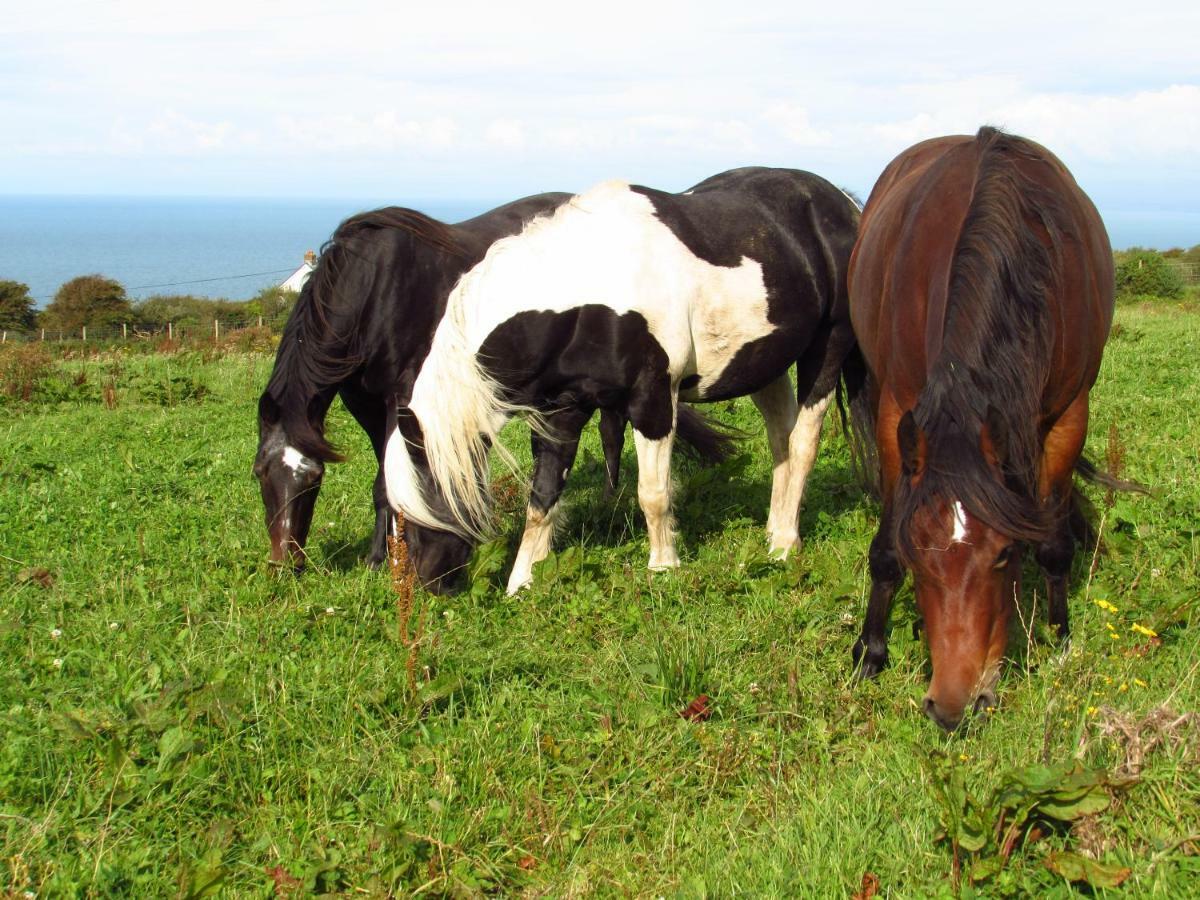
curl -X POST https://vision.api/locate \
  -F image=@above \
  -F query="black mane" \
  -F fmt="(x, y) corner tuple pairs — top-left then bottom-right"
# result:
(896, 126), (1069, 557)
(262, 207), (461, 461)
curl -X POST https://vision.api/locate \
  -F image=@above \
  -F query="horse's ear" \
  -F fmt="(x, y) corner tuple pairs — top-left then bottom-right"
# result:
(258, 392), (280, 426)
(897, 410), (926, 479)
(980, 405), (1008, 471)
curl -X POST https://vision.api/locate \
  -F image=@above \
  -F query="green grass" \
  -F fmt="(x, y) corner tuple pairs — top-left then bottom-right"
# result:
(1, 307), (1197, 896)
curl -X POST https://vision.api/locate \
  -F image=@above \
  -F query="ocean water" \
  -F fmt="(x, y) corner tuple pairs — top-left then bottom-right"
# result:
(0, 195), (493, 306)
(0, 196), (1195, 308)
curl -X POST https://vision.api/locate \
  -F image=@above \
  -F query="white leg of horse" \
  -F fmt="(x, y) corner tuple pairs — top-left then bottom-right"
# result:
(633, 423), (679, 571)
(751, 374), (799, 557)
(506, 502), (561, 595)
(770, 388), (835, 559)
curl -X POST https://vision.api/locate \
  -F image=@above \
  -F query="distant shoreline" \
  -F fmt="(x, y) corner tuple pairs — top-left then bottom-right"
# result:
(2, 195), (1196, 307)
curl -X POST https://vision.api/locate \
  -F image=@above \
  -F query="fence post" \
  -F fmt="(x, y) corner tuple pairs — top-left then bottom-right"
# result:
(168, 322), (173, 341)
(214, 319), (220, 341)
(123, 322), (127, 339)
(258, 315), (263, 328)
(41, 329), (45, 341)
(2, 331), (6, 343)
(82, 326), (87, 341)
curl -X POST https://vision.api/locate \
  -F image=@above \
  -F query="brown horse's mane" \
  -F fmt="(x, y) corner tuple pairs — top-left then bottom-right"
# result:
(263, 207), (462, 461)
(895, 126), (1069, 559)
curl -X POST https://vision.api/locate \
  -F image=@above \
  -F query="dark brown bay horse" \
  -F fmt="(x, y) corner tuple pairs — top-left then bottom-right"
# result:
(847, 127), (1115, 731)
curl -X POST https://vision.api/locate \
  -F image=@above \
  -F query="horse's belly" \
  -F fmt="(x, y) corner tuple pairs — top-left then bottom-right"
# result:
(687, 258), (775, 395)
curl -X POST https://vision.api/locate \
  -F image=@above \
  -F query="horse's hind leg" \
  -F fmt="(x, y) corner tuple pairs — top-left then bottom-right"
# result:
(755, 327), (849, 559)
(751, 374), (799, 557)
(1036, 392), (1091, 641)
(506, 406), (593, 595)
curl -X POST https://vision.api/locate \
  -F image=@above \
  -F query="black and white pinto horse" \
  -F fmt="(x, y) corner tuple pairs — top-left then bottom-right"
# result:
(254, 195), (730, 583)
(386, 167), (861, 595)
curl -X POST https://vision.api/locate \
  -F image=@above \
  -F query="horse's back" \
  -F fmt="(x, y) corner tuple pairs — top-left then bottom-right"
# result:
(851, 129), (1113, 407)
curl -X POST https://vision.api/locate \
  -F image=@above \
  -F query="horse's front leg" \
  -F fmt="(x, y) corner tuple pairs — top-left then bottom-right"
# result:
(853, 388), (904, 678)
(367, 466), (391, 569)
(340, 388), (392, 568)
(505, 406), (592, 595)
(632, 400), (679, 571)
(598, 407), (627, 496)
(1036, 392), (1090, 641)
(853, 506), (904, 678)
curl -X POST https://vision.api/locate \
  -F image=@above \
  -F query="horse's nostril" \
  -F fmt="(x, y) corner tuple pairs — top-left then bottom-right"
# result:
(922, 695), (962, 732)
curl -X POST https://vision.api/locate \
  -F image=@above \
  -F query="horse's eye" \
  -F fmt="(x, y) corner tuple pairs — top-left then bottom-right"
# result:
(992, 548), (1013, 570)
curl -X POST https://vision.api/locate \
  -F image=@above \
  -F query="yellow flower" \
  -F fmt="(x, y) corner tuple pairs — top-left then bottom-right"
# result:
(1134, 678), (1147, 688)
(1130, 623), (1158, 638)
(1094, 599), (1118, 613)
(1119, 683), (1129, 692)
(959, 754), (970, 762)
(1087, 706), (1097, 715)
(1104, 621), (1116, 631)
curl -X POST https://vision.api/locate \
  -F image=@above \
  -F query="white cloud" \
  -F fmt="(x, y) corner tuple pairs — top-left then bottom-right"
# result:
(0, 1), (1197, 210)
(762, 103), (832, 146)
(869, 83), (1200, 168)
(485, 119), (527, 150)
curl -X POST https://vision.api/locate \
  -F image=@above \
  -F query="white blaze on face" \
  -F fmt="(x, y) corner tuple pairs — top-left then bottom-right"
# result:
(281, 445), (318, 475)
(950, 501), (969, 544)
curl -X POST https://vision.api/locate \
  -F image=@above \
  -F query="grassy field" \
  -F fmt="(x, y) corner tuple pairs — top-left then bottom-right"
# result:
(1, 303), (1197, 897)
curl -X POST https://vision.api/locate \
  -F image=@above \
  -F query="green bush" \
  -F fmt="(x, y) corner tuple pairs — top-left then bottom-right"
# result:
(1115, 250), (1184, 299)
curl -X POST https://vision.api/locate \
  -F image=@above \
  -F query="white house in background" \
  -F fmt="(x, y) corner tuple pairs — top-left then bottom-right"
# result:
(279, 250), (317, 292)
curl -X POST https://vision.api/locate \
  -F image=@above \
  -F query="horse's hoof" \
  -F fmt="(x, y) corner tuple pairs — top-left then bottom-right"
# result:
(851, 639), (887, 680)
(767, 534), (799, 561)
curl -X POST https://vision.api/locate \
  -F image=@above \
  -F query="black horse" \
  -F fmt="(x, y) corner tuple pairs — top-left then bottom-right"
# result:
(254, 195), (731, 581)
(385, 168), (861, 594)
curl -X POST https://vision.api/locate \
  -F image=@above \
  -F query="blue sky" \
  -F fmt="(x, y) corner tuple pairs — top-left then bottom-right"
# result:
(2, 1), (1197, 220)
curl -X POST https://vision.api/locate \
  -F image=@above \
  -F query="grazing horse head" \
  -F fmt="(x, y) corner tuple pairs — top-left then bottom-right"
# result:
(383, 406), (483, 593)
(254, 390), (337, 570)
(849, 127), (1113, 731)
(893, 409), (1041, 730)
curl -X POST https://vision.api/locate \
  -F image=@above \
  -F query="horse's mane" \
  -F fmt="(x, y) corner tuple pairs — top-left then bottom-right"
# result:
(263, 207), (462, 462)
(896, 126), (1068, 558)
(399, 193), (621, 538)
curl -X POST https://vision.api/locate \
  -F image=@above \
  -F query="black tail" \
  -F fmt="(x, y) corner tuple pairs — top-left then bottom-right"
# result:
(1069, 460), (1148, 552)
(838, 345), (879, 497)
(594, 404), (742, 494)
(1074, 457), (1150, 495)
(675, 404), (743, 465)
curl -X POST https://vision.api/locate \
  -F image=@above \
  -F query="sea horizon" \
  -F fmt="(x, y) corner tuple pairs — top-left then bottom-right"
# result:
(2, 194), (1196, 308)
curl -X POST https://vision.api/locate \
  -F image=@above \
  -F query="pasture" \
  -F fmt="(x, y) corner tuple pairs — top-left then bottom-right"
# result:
(1, 302), (1197, 896)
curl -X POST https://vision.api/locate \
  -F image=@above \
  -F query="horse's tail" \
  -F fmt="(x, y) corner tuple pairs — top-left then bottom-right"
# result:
(1074, 457), (1150, 495)
(837, 345), (879, 496)
(1068, 458), (1149, 552)
(675, 404), (743, 465)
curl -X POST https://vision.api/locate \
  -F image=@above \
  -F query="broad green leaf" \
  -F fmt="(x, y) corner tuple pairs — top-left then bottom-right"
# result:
(1044, 851), (1131, 888)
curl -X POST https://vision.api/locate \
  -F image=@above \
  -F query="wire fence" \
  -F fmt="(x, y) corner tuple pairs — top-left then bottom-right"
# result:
(0, 311), (295, 347)
(1166, 261), (1200, 285)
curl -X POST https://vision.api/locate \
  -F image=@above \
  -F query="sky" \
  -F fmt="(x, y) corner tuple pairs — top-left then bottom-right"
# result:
(2, 1), (1198, 221)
